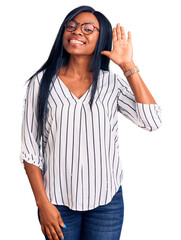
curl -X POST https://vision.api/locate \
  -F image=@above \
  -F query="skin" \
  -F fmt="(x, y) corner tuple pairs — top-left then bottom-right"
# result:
(38, 11), (157, 240)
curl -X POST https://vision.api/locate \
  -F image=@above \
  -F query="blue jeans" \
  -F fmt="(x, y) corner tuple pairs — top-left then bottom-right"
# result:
(37, 185), (124, 240)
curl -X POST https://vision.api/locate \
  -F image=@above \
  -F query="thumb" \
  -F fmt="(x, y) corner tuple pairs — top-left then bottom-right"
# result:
(101, 50), (111, 58)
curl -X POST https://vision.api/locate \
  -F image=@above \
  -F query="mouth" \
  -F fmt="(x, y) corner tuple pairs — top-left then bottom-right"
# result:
(68, 39), (86, 45)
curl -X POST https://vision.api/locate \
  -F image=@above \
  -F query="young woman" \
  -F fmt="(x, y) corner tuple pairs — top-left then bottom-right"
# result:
(19, 5), (162, 240)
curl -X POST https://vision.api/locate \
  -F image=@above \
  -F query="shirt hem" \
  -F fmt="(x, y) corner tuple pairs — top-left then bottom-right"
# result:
(48, 181), (123, 211)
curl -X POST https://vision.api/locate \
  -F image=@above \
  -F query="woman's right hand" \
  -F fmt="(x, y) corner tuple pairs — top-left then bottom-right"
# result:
(38, 201), (66, 240)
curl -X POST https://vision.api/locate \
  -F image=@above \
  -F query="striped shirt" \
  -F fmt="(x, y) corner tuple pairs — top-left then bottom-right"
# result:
(19, 69), (162, 211)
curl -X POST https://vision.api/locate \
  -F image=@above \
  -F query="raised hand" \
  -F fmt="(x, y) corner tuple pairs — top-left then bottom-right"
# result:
(101, 23), (133, 67)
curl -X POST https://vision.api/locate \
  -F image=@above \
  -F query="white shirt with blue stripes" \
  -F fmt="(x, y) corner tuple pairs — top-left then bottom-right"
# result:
(19, 69), (162, 211)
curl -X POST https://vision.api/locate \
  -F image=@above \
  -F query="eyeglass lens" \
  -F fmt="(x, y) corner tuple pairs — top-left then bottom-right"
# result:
(66, 20), (94, 34)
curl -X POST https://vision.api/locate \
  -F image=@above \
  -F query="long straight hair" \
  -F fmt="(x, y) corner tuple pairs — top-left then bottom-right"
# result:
(24, 5), (113, 140)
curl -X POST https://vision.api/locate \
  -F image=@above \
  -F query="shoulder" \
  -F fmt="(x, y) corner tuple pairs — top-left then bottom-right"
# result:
(27, 69), (45, 88)
(99, 69), (116, 79)
(33, 69), (45, 85)
(100, 69), (124, 82)
(100, 69), (122, 79)
(102, 69), (131, 92)
(25, 70), (45, 98)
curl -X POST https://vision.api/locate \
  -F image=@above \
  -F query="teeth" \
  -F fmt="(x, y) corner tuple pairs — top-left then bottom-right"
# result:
(70, 39), (84, 44)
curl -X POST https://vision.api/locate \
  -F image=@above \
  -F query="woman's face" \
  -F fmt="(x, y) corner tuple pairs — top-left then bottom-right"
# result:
(63, 12), (100, 56)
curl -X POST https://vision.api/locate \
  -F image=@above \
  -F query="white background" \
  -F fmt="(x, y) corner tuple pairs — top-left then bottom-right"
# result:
(1, 0), (181, 239)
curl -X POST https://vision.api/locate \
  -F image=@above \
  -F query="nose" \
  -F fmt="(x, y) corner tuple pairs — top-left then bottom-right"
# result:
(72, 23), (83, 35)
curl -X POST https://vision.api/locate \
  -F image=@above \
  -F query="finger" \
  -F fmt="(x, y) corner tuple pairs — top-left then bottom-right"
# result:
(101, 50), (111, 58)
(112, 27), (117, 42)
(116, 23), (121, 41)
(120, 26), (126, 40)
(41, 224), (46, 235)
(49, 226), (60, 240)
(55, 224), (65, 240)
(45, 227), (53, 240)
(128, 31), (132, 41)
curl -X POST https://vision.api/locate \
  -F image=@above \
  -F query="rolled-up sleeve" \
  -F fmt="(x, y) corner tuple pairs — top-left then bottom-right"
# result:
(116, 74), (162, 132)
(19, 73), (45, 171)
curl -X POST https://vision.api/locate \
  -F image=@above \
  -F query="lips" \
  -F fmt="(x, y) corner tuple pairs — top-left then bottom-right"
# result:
(68, 37), (86, 44)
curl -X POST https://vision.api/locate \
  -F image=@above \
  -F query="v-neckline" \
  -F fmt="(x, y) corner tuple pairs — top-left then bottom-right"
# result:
(56, 75), (93, 102)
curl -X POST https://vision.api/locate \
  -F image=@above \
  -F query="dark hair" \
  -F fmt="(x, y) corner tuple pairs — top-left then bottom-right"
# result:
(25, 5), (113, 140)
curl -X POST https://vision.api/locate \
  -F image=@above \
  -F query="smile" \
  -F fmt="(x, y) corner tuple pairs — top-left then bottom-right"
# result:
(68, 39), (86, 46)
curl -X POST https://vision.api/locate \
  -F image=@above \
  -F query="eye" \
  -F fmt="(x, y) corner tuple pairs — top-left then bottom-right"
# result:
(67, 26), (76, 29)
(85, 28), (93, 32)
(66, 20), (77, 30)
(83, 24), (94, 33)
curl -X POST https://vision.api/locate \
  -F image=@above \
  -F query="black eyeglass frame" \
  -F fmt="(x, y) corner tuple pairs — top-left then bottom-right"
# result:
(64, 19), (100, 35)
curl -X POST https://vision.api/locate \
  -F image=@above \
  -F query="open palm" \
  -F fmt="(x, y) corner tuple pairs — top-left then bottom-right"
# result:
(101, 23), (133, 67)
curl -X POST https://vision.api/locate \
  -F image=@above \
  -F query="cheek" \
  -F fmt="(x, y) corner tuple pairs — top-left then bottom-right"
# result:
(89, 36), (98, 49)
(63, 38), (67, 46)
(63, 37), (71, 51)
(63, 32), (69, 46)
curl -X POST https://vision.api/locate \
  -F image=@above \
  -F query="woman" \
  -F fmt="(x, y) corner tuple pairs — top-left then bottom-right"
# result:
(19, 5), (162, 240)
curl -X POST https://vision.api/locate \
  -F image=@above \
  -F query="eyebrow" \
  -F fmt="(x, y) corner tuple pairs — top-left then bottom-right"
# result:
(72, 18), (97, 27)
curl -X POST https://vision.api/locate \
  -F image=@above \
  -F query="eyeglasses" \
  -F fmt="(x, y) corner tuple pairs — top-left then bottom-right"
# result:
(64, 19), (100, 35)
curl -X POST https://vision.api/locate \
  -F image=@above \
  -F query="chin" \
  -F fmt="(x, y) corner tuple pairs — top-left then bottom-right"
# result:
(65, 49), (90, 56)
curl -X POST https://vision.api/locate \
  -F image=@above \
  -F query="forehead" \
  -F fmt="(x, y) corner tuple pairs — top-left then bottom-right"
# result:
(73, 12), (99, 28)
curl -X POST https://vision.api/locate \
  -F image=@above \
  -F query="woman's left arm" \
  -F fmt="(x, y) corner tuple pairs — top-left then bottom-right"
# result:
(119, 61), (156, 104)
(101, 23), (162, 131)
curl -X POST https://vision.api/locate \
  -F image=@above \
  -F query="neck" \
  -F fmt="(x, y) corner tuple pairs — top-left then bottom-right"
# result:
(61, 55), (93, 80)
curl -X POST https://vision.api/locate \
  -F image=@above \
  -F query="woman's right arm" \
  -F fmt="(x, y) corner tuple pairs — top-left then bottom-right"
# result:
(23, 161), (49, 208)
(20, 73), (66, 240)
(24, 162), (66, 240)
